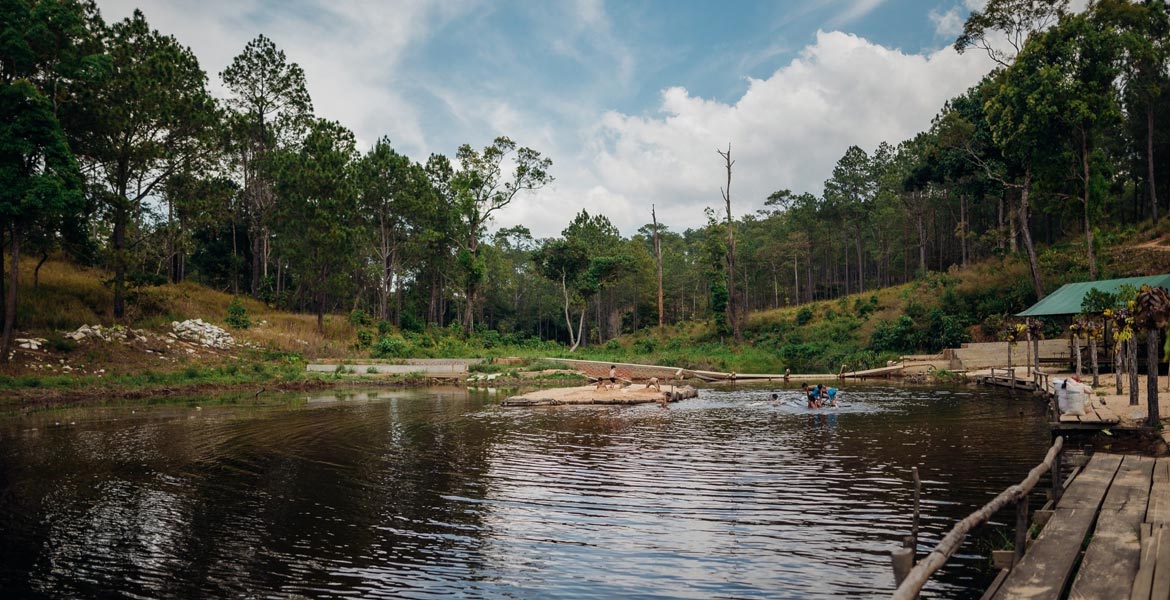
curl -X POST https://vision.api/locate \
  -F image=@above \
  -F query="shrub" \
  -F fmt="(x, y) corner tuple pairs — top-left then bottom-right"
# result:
(870, 316), (917, 353)
(226, 298), (250, 329)
(356, 330), (373, 348)
(795, 307), (814, 326)
(349, 309), (372, 327)
(377, 320), (393, 335)
(372, 335), (410, 358)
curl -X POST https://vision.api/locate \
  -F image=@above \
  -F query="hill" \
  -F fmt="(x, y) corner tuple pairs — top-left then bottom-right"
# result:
(1, 220), (1168, 397)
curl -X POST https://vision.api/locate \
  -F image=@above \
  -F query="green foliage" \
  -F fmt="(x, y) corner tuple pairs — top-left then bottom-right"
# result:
(870, 316), (917, 353)
(226, 298), (250, 329)
(349, 309), (371, 327)
(372, 335), (410, 358)
(1082, 287), (1119, 314)
(795, 307), (814, 326)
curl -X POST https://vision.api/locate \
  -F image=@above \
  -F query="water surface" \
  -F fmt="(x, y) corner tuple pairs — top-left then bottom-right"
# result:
(0, 384), (1053, 598)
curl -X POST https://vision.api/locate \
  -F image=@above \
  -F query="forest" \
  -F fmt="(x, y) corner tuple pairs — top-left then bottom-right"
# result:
(2, 0), (1169, 363)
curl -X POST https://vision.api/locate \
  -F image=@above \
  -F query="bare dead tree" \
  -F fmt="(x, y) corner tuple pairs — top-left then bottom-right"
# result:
(718, 143), (742, 342)
(652, 204), (664, 330)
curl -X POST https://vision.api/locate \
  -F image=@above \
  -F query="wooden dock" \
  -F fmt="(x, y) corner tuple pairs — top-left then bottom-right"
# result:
(983, 453), (1170, 600)
(971, 367), (1124, 430)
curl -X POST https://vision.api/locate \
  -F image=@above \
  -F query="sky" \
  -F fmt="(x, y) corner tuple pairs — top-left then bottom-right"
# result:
(94, 0), (1000, 239)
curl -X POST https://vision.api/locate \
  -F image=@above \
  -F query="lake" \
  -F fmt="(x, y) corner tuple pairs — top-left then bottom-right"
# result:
(0, 383), (1055, 598)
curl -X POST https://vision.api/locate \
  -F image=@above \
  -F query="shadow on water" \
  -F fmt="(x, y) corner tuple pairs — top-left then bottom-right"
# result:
(0, 382), (1057, 598)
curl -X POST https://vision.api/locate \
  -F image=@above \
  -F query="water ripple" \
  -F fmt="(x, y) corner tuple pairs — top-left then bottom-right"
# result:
(0, 384), (1053, 599)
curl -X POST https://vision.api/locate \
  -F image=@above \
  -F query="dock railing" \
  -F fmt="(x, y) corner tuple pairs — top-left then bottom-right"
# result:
(889, 436), (1065, 600)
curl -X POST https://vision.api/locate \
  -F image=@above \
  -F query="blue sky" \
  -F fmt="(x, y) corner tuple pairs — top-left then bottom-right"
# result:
(96, 0), (996, 238)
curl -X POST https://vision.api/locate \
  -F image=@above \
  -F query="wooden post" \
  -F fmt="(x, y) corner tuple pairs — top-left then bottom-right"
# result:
(1015, 494), (1029, 561)
(891, 547), (914, 589)
(911, 466), (921, 554)
(1052, 448), (1063, 503)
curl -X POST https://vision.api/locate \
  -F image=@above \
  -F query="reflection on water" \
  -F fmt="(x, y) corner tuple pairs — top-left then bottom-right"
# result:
(0, 384), (1052, 598)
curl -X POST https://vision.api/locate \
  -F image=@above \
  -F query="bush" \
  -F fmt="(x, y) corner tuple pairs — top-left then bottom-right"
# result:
(796, 307), (814, 326)
(870, 316), (916, 353)
(377, 320), (393, 335)
(356, 330), (373, 348)
(226, 298), (250, 329)
(372, 335), (410, 358)
(349, 309), (372, 327)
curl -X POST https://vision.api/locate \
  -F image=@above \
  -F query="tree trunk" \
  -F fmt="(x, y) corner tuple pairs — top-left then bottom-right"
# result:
(1018, 170), (1044, 300)
(1149, 104), (1159, 223)
(561, 272), (578, 350)
(916, 210), (926, 274)
(1, 228), (19, 362)
(1090, 333), (1099, 387)
(113, 205), (127, 319)
(1081, 131), (1097, 279)
(317, 290), (325, 333)
(33, 251), (47, 290)
(960, 193), (969, 268)
(1130, 338), (1140, 406)
(718, 144), (741, 343)
(1074, 333), (1082, 376)
(1149, 329), (1161, 426)
(1116, 339), (1124, 395)
(652, 205), (663, 330)
(856, 231), (865, 294)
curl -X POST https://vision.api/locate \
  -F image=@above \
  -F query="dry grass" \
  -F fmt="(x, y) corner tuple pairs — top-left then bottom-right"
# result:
(10, 257), (358, 360)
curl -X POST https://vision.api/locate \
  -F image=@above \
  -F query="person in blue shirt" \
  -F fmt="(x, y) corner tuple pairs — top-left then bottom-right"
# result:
(802, 384), (822, 408)
(821, 386), (838, 407)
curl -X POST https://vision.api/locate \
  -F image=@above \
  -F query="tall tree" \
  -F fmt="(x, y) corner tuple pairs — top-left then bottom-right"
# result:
(651, 205), (663, 329)
(0, 80), (83, 358)
(272, 118), (360, 332)
(221, 34), (313, 296)
(76, 10), (215, 318)
(823, 145), (876, 294)
(955, 0), (1070, 67)
(355, 138), (427, 324)
(451, 137), (551, 333)
(1104, 0), (1170, 222)
(717, 143), (741, 342)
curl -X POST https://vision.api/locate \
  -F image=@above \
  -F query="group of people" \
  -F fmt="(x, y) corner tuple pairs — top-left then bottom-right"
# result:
(766, 384), (839, 408)
(801, 383), (837, 408)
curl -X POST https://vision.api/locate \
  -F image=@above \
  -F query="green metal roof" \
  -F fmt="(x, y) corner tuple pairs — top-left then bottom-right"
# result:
(1016, 274), (1170, 317)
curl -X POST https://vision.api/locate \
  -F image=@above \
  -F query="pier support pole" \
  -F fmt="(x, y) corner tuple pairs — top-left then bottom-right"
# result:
(911, 466), (921, 554)
(1014, 495), (1029, 562)
(1052, 449), (1063, 503)
(891, 547), (914, 591)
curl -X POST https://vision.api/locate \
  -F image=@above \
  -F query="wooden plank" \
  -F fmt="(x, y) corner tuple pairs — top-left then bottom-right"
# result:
(994, 454), (1123, 600)
(982, 569), (1012, 600)
(1132, 524), (1158, 600)
(1153, 525), (1170, 600)
(1148, 459), (1170, 525)
(1069, 456), (1154, 599)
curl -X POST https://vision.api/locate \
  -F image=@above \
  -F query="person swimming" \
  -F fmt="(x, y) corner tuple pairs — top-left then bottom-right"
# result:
(802, 384), (822, 409)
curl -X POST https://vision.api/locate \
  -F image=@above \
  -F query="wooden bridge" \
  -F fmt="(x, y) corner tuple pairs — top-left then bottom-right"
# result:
(551, 357), (922, 383)
(891, 440), (1170, 599)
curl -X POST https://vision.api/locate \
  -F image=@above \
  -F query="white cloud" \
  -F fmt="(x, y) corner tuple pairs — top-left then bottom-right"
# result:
(930, 7), (965, 37)
(94, 0), (473, 153)
(827, 0), (887, 28)
(494, 30), (995, 237)
(91, 1), (997, 241)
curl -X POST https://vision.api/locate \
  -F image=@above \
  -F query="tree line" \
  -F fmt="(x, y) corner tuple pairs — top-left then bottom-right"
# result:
(2, 0), (1169, 358)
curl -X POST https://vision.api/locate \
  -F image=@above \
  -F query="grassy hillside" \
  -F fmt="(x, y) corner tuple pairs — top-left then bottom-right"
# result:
(3, 220), (1169, 389)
